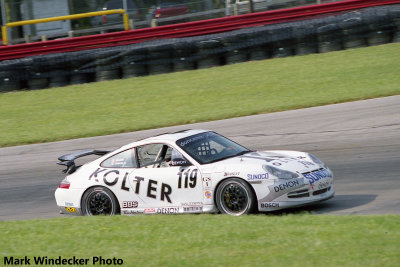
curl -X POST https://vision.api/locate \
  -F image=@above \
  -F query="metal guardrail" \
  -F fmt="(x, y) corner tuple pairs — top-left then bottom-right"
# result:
(0, 0), (399, 60)
(1, 9), (130, 45)
(149, 0), (342, 26)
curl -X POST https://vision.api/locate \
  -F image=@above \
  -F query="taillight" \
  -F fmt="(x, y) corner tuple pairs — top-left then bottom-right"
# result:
(59, 179), (70, 189)
(102, 15), (107, 24)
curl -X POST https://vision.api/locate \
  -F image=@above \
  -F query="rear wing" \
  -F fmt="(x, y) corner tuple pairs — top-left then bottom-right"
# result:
(57, 149), (110, 174)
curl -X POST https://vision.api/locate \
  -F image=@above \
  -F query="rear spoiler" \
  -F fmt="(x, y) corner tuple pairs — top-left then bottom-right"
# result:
(57, 149), (110, 174)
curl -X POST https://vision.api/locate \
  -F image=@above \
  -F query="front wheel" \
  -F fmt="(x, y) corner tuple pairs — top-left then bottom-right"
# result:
(81, 187), (120, 216)
(215, 178), (256, 216)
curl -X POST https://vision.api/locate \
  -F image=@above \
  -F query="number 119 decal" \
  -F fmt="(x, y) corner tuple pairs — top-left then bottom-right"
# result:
(177, 169), (198, 188)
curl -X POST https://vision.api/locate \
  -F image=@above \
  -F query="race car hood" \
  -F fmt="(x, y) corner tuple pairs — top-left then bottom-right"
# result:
(203, 151), (323, 178)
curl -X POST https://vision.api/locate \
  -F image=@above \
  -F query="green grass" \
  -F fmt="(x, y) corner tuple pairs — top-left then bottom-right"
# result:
(0, 43), (399, 147)
(1, 214), (399, 266)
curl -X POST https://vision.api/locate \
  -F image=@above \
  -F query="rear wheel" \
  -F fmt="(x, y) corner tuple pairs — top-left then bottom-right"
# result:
(81, 187), (120, 216)
(215, 178), (256, 216)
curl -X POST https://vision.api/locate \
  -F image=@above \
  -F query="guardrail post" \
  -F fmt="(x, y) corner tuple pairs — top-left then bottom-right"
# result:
(123, 12), (130, 30)
(1, 26), (8, 45)
(129, 19), (135, 30)
(24, 35), (31, 43)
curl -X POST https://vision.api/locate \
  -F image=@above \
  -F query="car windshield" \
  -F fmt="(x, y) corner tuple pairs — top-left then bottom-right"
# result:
(176, 131), (251, 164)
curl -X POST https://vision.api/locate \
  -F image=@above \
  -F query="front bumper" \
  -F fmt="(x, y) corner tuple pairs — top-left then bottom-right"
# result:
(257, 169), (334, 212)
(258, 185), (334, 211)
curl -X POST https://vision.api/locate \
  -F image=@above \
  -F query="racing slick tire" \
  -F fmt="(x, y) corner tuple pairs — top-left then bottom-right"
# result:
(81, 186), (120, 216)
(215, 178), (256, 216)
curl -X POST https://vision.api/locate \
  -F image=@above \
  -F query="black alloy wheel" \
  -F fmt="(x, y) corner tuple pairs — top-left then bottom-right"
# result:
(216, 178), (255, 216)
(82, 187), (119, 216)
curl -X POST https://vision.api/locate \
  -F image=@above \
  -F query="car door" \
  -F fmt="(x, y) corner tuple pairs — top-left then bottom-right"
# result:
(128, 143), (203, 214)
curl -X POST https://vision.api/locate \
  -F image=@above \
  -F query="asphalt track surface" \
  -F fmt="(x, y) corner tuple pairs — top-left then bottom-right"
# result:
(1, 95), (399, 221)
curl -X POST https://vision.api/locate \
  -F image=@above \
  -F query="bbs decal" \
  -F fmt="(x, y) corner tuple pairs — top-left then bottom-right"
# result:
(177, 169), (198, 189)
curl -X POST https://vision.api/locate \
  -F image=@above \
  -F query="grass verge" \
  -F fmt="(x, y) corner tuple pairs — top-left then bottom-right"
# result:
(0, 43), (399, 147)
(1, 214), (399, 266)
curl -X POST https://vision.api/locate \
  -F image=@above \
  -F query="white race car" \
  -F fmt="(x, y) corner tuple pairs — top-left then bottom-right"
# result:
(55, 130), (334, 216)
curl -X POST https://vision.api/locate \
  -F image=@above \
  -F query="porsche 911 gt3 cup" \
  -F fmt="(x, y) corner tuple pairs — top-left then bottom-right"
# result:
(55, 130), (334, 216)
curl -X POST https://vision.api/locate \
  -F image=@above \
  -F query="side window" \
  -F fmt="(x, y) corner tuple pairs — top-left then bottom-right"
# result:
(137, 143), (164, 168)
(170, 148), (191, 167)
(101, 148), (137, 168)
(137, 144), (191, 168)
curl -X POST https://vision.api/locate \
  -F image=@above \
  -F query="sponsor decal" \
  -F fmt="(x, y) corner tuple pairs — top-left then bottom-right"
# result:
(260, 202), (280, 208)
(318, 181), (331, 190)
(183, 206), (203, 213)
(181, 202), (203, 206)
(247, 173), (269, 180)
(299, 161), (315, 166)
(65, 207), (77, 213)
(303, 169), (332, 185)
(171, 160), (188, 166)
(157, 207), (179, 214)
(122, 201), (138, 208)
(205, 190), (212, 199)
(179, 134), (206, 147)
(259, 178), (305, 202)
(203, 177), (212, 187)
(123, 210), (142, 215)
(177, 169), (198, 189)
(133, 176), (172, 203)
(224, 171), (240, 177)
(273, 179), (301, 192)
(88, 168), (131, 192)
(144, 208), (156, 214)
(65, 202), (74, 207)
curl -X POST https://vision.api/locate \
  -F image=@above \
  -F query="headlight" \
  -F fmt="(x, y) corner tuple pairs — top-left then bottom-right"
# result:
(263, 165), (299, 180)
(308, 153), (326, 168)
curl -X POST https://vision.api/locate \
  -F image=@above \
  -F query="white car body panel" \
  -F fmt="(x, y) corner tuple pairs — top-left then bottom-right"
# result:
(55, 130), (334, 215)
